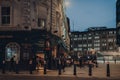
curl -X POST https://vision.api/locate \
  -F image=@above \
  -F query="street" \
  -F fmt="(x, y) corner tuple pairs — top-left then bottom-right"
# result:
(0, 75), (118, 80)
(0, 63), (120, 80)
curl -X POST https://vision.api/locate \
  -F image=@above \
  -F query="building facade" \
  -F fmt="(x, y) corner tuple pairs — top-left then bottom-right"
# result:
(116, 0), (120, 46)
(0, 0), (70, 69)
(70, 27), (117, 56)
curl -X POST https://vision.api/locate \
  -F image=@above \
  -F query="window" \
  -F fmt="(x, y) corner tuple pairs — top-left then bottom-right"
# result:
(88, 33), (92, 36)
(102, 43), (106, 46)
(73, 48), (77, 51)
(79, 35), (82, 37)
(94, 43), (100, 46)
(1, 7), (10, 24)
(108, 39), (113, 42)
(83, 44), (87, 47)
(78, 48), (82, 51)
(38, 18), (46, 28)
(114, 31), (116, 34)
(74, 35), (78, 37)
(74, 38), (77, 40)
(83, 37), (87, 40)
(118, 28), (120, 35)
(109, 47), (113, 50)
(94, 36), (99, 39)
(78, 44), (82, 47)
(5, 42), (20, 61)
(94, 40), (100, 43)
(94, 47), (100, 50)
(88, 44), (92, 47)
(88, 37), (92, 39)
(109, 31), (113, 34)
(78, 37), (82, 40)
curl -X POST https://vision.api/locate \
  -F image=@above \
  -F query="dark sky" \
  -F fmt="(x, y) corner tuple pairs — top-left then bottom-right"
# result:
(65, 0), (116, 31)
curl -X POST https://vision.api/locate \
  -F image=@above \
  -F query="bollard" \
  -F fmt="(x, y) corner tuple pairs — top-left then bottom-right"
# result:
(2, 60), (6, 74)
(44, 60), (47, 74)
(58, 59), (61, 75)
(114, 59), (116, 64)
(103, 58), (105, 64)
(29, 59), (33, 74)
(106, 62), (110, 77)
(73, 61), (76, 75)
(88, 61), (92, 76)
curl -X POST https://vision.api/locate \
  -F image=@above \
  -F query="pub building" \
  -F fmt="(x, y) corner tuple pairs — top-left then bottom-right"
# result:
(0, 0), (69, 70)
(0, 30), (67, 70)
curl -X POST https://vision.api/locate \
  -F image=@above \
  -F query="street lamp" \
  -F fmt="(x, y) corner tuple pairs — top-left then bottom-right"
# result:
(50, 0), (52, 32)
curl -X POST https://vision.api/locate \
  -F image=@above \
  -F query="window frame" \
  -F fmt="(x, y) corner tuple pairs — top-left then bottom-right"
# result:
(1, 6), (10, 25)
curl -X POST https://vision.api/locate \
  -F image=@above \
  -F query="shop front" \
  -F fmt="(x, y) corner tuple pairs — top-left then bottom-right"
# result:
(0, 30), (68, 70)
(0, 30), (47, 69)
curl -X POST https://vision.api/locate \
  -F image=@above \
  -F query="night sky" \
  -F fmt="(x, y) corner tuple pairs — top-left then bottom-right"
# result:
(65, 0), (116, 31)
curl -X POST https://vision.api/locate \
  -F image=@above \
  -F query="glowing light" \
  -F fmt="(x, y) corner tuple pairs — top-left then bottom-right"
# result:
(65, 0), (71, 7)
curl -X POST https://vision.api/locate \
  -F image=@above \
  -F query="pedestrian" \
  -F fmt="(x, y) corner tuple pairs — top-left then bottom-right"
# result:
(10, 56), (15, 72)
(29, 59), (33, 74)
(32, 56), (37, 71)
(79, 56), (83, 68)
(103, 58), (105, 64)
(36, 56), (40, 72)
(15, 60), (19, 74)
(61, 56), (66, 72)
(2, 60), (6, 74)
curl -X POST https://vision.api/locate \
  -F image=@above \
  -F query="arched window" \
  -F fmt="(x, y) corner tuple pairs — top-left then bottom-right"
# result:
(5, 42), (20, 61)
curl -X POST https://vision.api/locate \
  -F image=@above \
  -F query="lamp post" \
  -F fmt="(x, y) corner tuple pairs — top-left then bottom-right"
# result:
(50, 0), (52, 32)
(45, 39), (51, 69)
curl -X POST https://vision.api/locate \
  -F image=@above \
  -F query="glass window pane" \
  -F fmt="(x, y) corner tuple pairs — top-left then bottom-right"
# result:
(1, 7), (10, 15)
(1, 7), (10, 24)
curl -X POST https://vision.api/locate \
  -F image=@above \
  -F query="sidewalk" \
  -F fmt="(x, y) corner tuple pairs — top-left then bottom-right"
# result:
(0, 63), (120, 79)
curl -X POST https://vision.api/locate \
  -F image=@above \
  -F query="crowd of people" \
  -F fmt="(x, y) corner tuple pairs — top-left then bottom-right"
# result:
(77, 53), (98, 68)
(1, 52), (98, 74)
(1, 55), (67, 74)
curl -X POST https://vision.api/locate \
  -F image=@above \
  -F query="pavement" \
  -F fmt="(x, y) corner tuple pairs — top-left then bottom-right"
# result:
(0, 61), (120, 80)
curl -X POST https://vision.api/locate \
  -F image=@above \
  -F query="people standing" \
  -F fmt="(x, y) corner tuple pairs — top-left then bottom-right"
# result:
(15, 60), (19, 74)
(36, 56), (40, 72)
(61, 56), (66, 72)
(29, 59), (33, 74)
(2, 60), (6, 74)
(79, 56), (83, 68)
(114, 58), (116, 64)
(10, 56), (15, 72)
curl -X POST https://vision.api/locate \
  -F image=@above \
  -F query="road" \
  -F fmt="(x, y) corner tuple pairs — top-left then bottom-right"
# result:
(0, 63), (120, 80)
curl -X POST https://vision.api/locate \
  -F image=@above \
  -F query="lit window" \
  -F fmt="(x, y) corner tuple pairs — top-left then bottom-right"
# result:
(94, 36), (99, 39)
(73, 48), (77, 51)
(74, 38), (77, 40)
(94, 40), (100, 43)
(5, 42), (20, 61)
(94, 43), (100, 46)
(78, 44), (82, 47)
(38, 18), (46, 28)
(88, 44), (92, 47)
(88, 37), (92, 39)
(78, 48), (82, 51)
(83, 44), (87, 47)
(94, 47), (100, 50)
(74, 35), (78, 37)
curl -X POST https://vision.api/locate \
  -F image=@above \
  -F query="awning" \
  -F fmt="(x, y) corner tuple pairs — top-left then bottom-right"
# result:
(50, 34), (68, 52)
